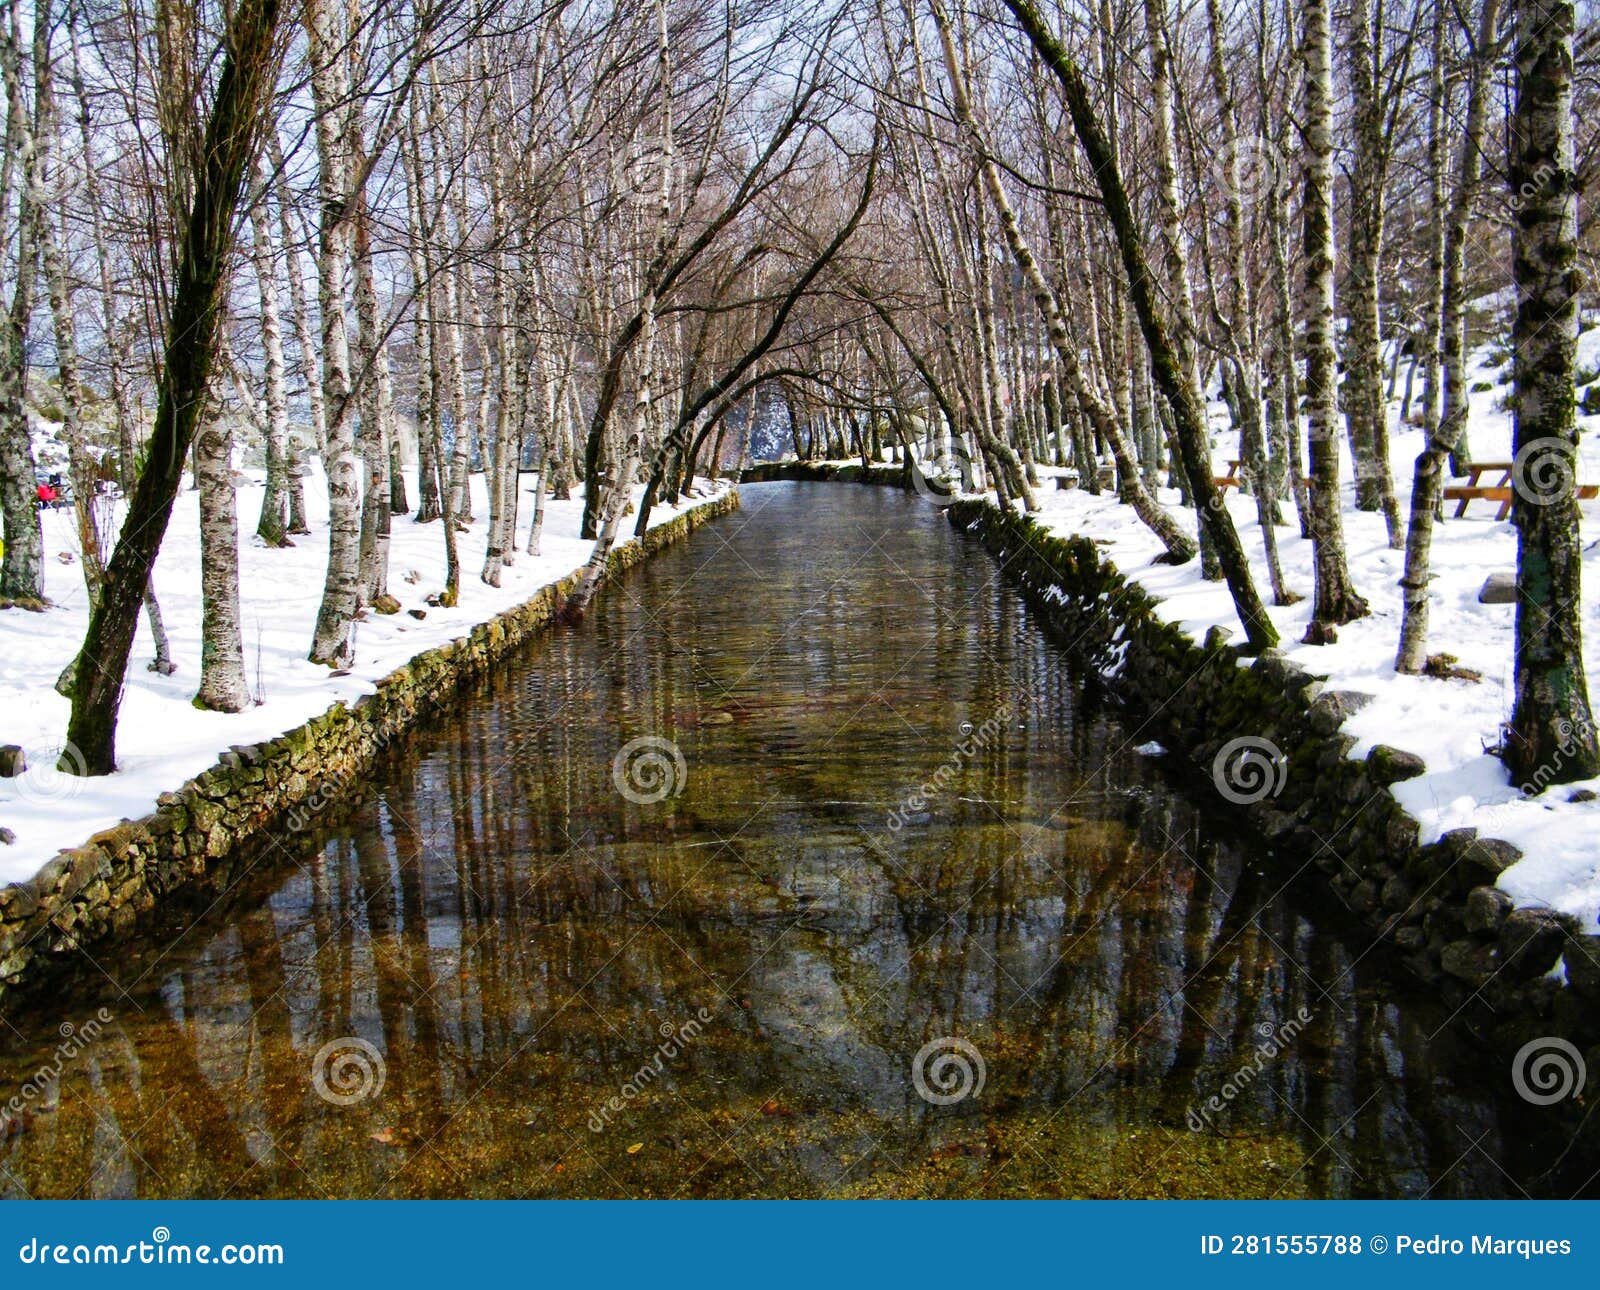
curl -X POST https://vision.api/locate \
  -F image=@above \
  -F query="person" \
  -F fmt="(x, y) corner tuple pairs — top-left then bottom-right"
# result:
(36, 479), (57, 509)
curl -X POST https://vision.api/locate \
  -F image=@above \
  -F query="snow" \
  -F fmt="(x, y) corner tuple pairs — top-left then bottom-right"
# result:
(1001, 344), (1600, 932)
(0, 466), (732, 886)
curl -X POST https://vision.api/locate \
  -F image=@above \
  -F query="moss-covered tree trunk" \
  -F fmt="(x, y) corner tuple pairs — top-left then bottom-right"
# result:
(1504, 0), (1599, 785)
(64, 0), (284, 771)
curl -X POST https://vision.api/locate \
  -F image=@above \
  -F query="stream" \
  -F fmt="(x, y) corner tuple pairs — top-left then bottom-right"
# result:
(0, 481), (1587, 1199)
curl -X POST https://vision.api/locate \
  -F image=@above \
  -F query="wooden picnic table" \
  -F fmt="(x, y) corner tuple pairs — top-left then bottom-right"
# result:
(1212, 458), (1244, 490)
(1443, 460), (1599, 521)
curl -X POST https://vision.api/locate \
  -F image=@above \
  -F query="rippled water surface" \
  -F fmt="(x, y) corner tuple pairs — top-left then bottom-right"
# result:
(0, 483), (1586, 1198)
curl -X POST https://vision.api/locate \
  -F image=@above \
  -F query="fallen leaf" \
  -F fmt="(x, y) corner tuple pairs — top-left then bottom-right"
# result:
(370, 1128), (398, 1145)
(626, 1142), (644, 1154)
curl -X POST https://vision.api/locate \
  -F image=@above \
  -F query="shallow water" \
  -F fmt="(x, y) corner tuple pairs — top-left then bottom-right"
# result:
(0, 482), (1587, 1198)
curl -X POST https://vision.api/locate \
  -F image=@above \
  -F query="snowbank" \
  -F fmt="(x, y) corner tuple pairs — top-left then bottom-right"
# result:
(1017, 366), (1600, 931)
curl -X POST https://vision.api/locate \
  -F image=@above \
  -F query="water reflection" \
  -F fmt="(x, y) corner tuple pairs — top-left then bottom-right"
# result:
(0, 483), (1584, 1197)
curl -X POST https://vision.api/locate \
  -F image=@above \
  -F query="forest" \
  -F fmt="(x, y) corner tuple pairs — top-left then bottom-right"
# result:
(0, 0), (1593, 779)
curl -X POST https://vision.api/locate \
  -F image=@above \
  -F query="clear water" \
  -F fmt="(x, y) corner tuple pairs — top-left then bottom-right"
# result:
(0, 482), (1584, 1198)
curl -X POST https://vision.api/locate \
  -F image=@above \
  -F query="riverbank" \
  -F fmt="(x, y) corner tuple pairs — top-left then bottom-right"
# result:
(0, 470), (733, 883)
(948, 498), (1600, 1061)
(0, 484), (739, 1001)
(742, 461), (1600, 1083)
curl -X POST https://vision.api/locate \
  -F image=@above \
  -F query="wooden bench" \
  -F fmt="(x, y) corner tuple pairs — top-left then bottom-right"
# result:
(1443, 460), (1599, 521)
(1212, 459), (1244, 491)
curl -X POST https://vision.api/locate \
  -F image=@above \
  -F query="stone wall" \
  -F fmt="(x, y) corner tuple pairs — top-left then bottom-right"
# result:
(947, 498), (1600, 1080)
(0, 490), (740, 1005)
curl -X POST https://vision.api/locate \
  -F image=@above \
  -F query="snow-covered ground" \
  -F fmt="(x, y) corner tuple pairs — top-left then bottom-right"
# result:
(1014, 337), (1600, 932)
(0, 466), (731, 885)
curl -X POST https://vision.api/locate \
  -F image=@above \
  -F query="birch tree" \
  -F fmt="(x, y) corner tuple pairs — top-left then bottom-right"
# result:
(1297, 0), (1369, 642)
(64, 0), (286, 771)
(1503, 0), (1598, 784)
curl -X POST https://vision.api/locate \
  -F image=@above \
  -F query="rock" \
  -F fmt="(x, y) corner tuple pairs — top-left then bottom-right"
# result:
(372, 594), (403, 615)
(1317, 733), (1361, 771)
(1568, 788), (1597, 803)
(1497, 907), (1575, 980)
(1308, 690), (1374, 736)
(0, 745), (24, 778)
(1464, 885), (1514, 934)
(1367, 745), (1427, 785)
(408, 609), (427, 620)
(0, 827), (13, 845)
(1384, 811), (1420, 859)
(1561, 935), (1600, 1000)
(1458, 837), (1523, 888)
(1441, 938), (1499, 986)
(1394, 926), (1426, 951)
(1476, 572), (1518, 604)
(1407, 828), (1471, 884)
(1381, 873), (1414, 913)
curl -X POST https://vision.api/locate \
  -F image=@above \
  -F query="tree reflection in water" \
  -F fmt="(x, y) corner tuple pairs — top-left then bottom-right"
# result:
(0, 484), (1581, 1198)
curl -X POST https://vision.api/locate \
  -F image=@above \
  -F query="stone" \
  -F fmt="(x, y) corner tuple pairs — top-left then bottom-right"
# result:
(1497, 907), (1575, 981)
(1476, 572), (1518, 604)
(1367, 745), (1427, 785)
(1393, 926), (1426, 952)
(0, 945), (35, 978)
(0, 745), (24, 777)
(372, 594), (403, 615)
(1383, 811), (1420, 860)
(1458, 837), (1523, 889)
(1349, 880), (1380, 914)
(1317, 733), (1361, 771)
(1441, 938), (1499, 986)
(0, 827), (14, 846)
(189, 797), (224, 832)
(1568, 788), (1597, 803)
(408, 609), (427, 620)
(1464, 885), (1514, 934)
(1308, 690), (1374, 736)
(1561, 935), (1600, 1000)
(1381, 874), (1414, 913)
